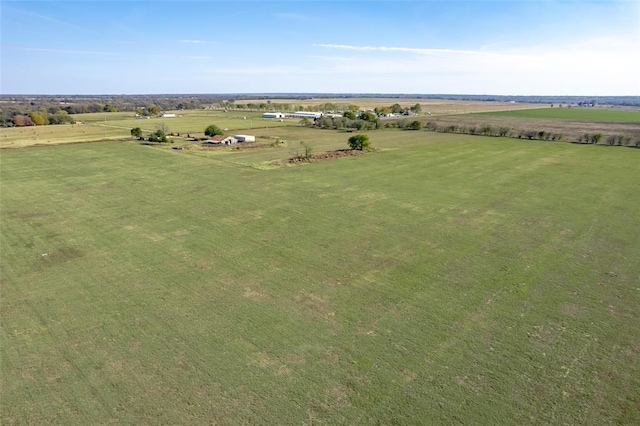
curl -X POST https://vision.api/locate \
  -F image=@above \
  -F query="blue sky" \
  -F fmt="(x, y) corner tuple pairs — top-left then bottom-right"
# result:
(1, 1), (638, 95)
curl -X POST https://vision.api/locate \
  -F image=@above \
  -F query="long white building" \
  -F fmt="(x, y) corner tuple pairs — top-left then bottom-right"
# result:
(262, 112), (285, 118)
(288, 111), (323, 119)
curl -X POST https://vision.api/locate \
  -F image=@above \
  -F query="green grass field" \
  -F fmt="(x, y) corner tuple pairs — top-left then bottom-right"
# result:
(476, 107), (640, 122)
(2, 132), (639, 424)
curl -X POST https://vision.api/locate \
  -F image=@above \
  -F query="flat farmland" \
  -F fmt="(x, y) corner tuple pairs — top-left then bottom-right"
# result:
(2, 132), (639, 424)
(240, 97), (545, 115)
(0, 101), (553, 149)
(427, 109), (640, 142)
(0, 110), (292, 148)
(477, 107), (640, 122)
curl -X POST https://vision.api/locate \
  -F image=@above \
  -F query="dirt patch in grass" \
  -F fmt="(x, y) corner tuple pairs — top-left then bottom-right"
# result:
(285, 149), (366, 164)
(38, 246), (84, 266)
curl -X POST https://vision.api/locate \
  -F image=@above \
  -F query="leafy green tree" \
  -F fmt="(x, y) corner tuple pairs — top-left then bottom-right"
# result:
(375, 106), (392, 115)
(348, 134), (370, 150)
(204, 124), (224, 136)
(148, 104), (160, 115)
(148, 130), (167, 143)
(48, 110), (74, 125)
(103, 103), (119, 112)
(359, 111), (377, 122)
(410, 103), (422, 114)
(131, 127), (142, 138)
(29, 111), (48, 125)
(391, 103), (404, 114)
(318, 116), (334, 129)
(343, 110), (356, 120)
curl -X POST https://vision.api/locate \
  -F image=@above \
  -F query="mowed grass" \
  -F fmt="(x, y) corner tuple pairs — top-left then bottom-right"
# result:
(477, 107), (640, 122)
(2, 134), (639, 424)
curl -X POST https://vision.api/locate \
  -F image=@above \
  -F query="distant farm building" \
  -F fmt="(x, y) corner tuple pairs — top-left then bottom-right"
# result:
(288, 111), (323, 119)
(203, 135), (237, 145)
(234, 135), (255, 143)
(262, 112), (285, 119)
(160, 113), (176, 118)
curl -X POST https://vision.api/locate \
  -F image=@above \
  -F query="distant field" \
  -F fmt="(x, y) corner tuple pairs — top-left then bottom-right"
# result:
(242, 97), (545, 115)
(2, 132), (639, 424)
(477, 107), (640, 122)
(1, 100), (549, 149)
(0, 110), (292, 148)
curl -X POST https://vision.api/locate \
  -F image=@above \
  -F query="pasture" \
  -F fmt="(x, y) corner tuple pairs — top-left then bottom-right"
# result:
(0, 100), (547, 149)
(2, 131), (639, 424)
(477, 107), (640, 122)
(241, 97), (545, 115)
(0, 110), (291, 148)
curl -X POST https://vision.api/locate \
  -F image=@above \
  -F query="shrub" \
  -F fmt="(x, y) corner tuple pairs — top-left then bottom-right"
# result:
(404, 120), (422, 131)
(481, 125), (494, 136)
(204, 124), (224, 137)
(348, 134), (370, 150)
(589, 133), (603, 144)
(148, 130), (168, 143)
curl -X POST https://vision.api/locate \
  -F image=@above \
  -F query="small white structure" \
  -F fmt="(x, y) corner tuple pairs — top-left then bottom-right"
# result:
(234, 135), (255, 143)
(160, 113), (176, 118)
(262, 112), (285, 119)
(204, 135), (237, 145)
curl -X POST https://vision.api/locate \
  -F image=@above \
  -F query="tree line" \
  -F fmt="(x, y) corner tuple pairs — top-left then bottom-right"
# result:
(422, 121), (639, 147)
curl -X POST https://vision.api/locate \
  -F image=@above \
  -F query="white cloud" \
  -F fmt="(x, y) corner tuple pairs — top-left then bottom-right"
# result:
(313, 43), (527, 59)
(308, 39), (639, 95)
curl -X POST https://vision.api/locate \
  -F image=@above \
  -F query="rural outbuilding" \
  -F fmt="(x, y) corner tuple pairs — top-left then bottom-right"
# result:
(262, 112), (285, 119)
(234, 135), (255, 142)
(289, 111), (323, 119)
(203, 135), (237, 145)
